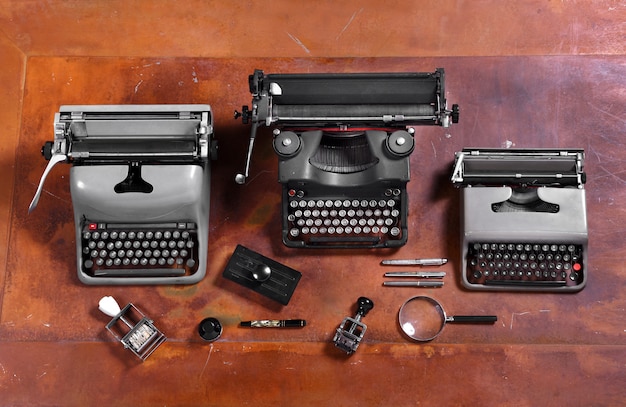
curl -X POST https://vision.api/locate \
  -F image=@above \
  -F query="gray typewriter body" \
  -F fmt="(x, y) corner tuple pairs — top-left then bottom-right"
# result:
(452, 148), (588, 292)
(30, 104), (214, 285)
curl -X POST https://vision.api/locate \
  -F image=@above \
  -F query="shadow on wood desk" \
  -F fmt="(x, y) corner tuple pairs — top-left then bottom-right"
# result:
(1, 56), (625, 406)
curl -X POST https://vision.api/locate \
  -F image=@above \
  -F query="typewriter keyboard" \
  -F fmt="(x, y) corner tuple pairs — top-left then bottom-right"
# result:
(284, 188), (405, 248)
(466, 242), (585, 287)
(80, 221), (199, 277)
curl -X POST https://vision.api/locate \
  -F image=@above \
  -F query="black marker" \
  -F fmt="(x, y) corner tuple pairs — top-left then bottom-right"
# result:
(240, 319), (306, 328)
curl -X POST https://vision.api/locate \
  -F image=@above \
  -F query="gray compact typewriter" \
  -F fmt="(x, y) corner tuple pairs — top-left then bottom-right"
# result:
(235, 68), (459, 248)
(451, 148), (588, 292)
(30, 105), (217, 285)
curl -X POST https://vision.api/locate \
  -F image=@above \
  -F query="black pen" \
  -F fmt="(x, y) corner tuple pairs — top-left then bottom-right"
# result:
(240, 319), (306, 328)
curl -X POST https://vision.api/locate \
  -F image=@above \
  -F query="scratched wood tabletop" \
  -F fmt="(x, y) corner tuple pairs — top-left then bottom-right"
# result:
(0, 1), (624, 406)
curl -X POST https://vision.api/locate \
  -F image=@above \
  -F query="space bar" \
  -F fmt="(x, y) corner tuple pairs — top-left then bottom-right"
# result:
(309, 236), (380, 244)
(94, 268), (186, 277)
(484, 280), (567, 287)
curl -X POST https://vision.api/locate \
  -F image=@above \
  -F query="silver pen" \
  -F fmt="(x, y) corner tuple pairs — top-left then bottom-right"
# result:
(383, 281), (444, 288)
(383, 271), (446, 278)
(381, 258), (448, 266)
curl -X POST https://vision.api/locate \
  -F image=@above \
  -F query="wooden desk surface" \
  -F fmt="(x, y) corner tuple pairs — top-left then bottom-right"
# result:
(0, 1), (625, 406)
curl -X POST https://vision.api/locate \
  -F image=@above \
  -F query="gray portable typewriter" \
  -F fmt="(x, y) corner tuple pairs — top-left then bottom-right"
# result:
(29, 104), (216, 285)
(235, 68), (459, 248)
(451, 148), (588, 292)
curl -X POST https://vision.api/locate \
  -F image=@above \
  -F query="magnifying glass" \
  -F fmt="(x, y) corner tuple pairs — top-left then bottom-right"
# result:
(398, 296), (497, 342)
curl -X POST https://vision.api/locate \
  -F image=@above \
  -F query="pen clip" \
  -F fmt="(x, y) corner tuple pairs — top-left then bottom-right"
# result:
(383, 271), (446, 278)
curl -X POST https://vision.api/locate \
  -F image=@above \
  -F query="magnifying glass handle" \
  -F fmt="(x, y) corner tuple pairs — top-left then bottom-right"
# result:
(448, 315), (497, 323)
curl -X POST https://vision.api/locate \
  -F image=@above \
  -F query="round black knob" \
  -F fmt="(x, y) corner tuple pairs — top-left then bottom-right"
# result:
(273, 131), (301, 157)
(251, 264), (271, 282)
(385, 130), (414, 157)
(41, 141), (54, 160)
(356, 297), (374, 317)
(234, 106), (251, 124)
(452, 104), (460, 124)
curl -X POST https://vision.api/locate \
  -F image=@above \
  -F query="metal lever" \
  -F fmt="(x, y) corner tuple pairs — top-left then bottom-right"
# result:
(28, 153), (67, 213)
(234, 123), (259, 184)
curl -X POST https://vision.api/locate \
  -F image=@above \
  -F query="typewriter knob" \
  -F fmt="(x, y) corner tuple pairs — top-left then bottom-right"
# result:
(385, 130), (414, 157)
(41, 141), (54, 160)
(356, 297), (374, 317)
(273, 131), (301, 157)
(452, 104), (460, 124)
(234, 105), (251, 124)
(251, 264), (272, 282)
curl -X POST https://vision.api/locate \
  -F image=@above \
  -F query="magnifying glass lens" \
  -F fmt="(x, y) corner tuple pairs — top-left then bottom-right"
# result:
(399, 296), (445, 341)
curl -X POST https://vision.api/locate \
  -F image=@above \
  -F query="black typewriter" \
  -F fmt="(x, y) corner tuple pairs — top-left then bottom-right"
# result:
(236, 69), (459, 248)
(451, 148), (588, 292)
